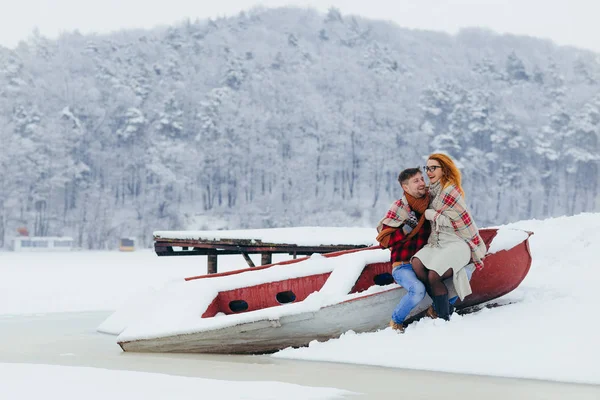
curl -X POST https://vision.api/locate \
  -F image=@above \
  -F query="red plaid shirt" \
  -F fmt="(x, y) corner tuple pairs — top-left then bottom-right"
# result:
(384, 218), (431, 265)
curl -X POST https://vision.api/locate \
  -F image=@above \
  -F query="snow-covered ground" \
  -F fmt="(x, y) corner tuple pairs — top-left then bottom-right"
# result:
(0, 363), (350, 400)
(275, 214), (600, 385)
(1, 214), (600, 394)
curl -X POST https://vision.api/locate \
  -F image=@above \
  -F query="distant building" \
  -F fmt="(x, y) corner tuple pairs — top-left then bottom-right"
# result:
(10, 236), (74, 252)
(119, 237), (136, 252)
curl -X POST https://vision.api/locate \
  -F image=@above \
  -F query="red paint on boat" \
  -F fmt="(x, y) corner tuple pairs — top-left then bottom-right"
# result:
(479, 229), (499, 250)
(458, 232), (533, 307)
(202, 273), (331, 317)
(349, 262), (391, 293)
(202, 297), (221, 318)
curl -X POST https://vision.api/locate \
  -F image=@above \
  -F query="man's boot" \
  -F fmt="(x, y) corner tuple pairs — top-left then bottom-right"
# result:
(389, 320), (405, 333)
(432, 294), (451, 321)
(425, 304), (438, 319)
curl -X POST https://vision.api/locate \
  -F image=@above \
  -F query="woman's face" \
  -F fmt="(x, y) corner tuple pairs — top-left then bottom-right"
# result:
(425, 159), (444, 184)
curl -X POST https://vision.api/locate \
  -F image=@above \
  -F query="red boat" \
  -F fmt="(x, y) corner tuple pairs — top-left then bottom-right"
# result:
(117, 228), (533, 354)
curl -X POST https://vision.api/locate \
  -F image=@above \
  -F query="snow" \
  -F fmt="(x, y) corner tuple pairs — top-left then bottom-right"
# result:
(273, 213), (600, 385)
(486, 228), (531, 254)
(0, 251), (206, 315)
(154, 227), (377, 246)
(0, 363), (351, 400)
(1, 214), (600, 387)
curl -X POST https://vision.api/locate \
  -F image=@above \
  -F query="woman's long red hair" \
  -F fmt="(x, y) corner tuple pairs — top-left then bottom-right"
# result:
(429, 153), (464, 196)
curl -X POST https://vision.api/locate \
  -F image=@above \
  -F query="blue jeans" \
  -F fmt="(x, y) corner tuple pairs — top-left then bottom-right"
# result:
(391, 264), (426, 324)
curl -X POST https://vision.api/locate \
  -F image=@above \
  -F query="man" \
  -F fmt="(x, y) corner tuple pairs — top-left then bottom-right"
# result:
(376, 168), (432, 333)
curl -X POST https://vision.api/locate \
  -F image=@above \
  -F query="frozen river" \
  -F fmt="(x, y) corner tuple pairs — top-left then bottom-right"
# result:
(1, 311), (598, 400)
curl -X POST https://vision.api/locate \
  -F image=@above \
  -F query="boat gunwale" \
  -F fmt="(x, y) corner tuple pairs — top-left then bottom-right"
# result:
(184, 246), (382, 281)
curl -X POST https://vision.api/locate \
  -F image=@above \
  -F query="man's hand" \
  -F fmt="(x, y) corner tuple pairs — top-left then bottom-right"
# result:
(405, 212), (418, 228)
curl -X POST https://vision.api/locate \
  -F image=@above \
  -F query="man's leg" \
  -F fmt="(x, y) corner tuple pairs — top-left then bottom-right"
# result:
(391, 264), (426, 325)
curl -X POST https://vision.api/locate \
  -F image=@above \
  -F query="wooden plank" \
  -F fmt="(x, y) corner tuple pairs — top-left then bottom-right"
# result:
(207, 251), (218, 274)
(154, 241), (366, 253)
(153, 237), (371, 266)
(241, 253), (256, 268)
(154, 237), (267, 246)
(154, 247), (367, 257)
(156, 248), (250, 256)
(153, 237), (368, 249)
(261, 253), (272, 266)
(154, 244), (174, 255)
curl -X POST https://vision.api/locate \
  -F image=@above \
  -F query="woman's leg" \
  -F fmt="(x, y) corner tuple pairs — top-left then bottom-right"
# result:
(428, 269), (452, 296)
(410, 257), (428, 284)
(428, 268), (453, 320)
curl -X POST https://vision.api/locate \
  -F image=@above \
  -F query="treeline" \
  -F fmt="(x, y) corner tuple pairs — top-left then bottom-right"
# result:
(0, 7), (598, 248)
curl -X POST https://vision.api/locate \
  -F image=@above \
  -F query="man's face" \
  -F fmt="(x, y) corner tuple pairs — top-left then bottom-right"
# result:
(401, 172), (427, 198)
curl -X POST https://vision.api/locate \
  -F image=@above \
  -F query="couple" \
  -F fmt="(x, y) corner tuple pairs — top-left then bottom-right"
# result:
(376, 153), (486, 333)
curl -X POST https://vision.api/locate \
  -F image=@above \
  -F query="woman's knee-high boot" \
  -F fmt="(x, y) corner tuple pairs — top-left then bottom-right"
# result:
(432, 294), (451, 321)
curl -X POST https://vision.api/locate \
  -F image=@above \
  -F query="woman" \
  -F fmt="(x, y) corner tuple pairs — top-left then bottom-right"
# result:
(411, 153), (486, 320)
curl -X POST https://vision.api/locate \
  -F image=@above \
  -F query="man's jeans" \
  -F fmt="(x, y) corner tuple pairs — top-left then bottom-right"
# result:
(391, 264), (426, 324)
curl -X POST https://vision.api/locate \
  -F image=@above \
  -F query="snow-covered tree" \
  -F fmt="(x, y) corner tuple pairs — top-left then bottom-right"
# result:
(0, 8), (598, 247)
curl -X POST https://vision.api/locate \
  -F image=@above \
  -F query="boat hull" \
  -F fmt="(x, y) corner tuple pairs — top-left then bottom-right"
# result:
(119, 228), (533, 354)
(120, 287), (422, 354)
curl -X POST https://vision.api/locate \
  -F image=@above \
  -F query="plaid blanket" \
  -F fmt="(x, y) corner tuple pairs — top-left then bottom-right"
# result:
(428, 182), (486, 270)
(377, 195), (411, 231)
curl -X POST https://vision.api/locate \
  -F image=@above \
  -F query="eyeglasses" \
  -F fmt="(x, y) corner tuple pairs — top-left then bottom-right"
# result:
(423, 165), (442, 173)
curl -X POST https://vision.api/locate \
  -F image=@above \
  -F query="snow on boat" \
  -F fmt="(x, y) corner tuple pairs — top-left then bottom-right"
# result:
(113, 228), (533, 354)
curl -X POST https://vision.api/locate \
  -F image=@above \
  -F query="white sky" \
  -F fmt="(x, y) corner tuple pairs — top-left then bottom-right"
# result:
(0, 0), (598, 53)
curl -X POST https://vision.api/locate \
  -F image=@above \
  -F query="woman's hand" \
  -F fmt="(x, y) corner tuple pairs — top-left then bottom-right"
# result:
(424, 209), (437, 221)
(425, 209), (453, 227)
